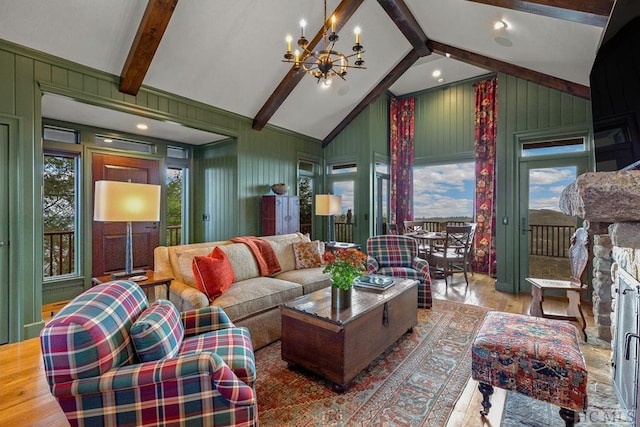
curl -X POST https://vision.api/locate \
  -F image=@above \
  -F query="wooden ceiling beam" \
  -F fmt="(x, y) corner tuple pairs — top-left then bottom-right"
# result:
(119, 0), (178, 95)
(428, 40), (590, 99)
(377, 0), (431, 56)
(466, 0), (613, 27)
(322, 49), (422, 147)
(252, 0), (365, 131)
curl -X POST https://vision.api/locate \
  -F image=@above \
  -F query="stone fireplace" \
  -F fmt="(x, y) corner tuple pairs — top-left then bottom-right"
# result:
(559, 170), (640, 423)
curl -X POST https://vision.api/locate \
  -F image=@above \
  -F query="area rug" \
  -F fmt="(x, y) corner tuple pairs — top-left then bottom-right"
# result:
(502, 336), (628, 427)
(254, 299), (489, 426)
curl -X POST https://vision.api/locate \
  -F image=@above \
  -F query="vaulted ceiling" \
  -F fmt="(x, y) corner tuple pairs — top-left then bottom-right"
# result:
(0, 0), (611, 145)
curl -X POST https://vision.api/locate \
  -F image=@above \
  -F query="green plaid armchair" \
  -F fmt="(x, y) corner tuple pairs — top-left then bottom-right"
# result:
(366, 235), (432, 308)
(40, 280), (257, 427)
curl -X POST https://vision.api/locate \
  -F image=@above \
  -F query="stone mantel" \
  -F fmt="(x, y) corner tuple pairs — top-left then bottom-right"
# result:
(559, 171), (640, 223)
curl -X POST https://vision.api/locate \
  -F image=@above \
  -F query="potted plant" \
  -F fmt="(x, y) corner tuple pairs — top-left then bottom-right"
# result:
(322, 248), (367, 309)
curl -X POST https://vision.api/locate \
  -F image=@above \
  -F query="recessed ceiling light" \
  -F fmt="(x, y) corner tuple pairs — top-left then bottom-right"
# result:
(494, 20), (508, 30)
(432, 70), (441, 78)
(137, 123), (148, 130)
(445, 53), (451, 58)
(438, 78), (444, 83)
(103, 138), (113, 143)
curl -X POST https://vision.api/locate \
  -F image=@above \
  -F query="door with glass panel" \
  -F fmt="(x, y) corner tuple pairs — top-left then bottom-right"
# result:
(518, 157), (588, 292)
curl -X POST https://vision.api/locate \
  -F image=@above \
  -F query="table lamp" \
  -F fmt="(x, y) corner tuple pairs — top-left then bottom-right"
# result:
(94, 180), (161, 279)
(315, 194), (342, 243)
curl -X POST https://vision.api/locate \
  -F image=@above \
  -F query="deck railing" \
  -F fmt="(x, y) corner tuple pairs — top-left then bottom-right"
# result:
(167, 225), (182, 246)
(44, 231), (74, 277)
(529, 224), (575, 258)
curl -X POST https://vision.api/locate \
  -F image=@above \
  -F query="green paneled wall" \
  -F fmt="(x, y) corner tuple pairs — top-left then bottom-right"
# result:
(413, 81), (476, 158)
(494, 73), (592, 293)
(0, 39), (322, 342)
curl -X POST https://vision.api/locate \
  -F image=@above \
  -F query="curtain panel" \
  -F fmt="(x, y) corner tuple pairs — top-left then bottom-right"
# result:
(472, 78), (497, 277)
(390, 97), (415, 234)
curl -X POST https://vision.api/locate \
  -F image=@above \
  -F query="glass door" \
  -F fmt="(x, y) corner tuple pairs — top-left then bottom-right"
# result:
(0, 122), (9, 344)
(518, 158), (587, 291)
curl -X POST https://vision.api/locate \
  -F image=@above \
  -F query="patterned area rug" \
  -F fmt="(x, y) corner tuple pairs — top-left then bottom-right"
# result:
(254, 299), (489, 426)
(502, 335), (628, 426)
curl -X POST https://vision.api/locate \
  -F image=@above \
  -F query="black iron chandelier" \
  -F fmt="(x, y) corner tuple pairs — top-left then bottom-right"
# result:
(282, 0), (365, 84)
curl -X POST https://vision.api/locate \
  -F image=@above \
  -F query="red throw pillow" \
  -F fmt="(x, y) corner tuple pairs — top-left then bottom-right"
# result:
(192, 247), (235, 301)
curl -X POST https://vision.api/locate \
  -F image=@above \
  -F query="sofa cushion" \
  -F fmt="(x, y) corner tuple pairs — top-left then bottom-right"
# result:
(262, 233), (310, 272)
(218, 243), (261, 282)
(175, 246), (218, 286)
(292, 240), (324, 269)
(192, 247), (236, 301)
(131, 299), (184, 362)
(211, 277), (302, 321)
(276, 267), (331, 294)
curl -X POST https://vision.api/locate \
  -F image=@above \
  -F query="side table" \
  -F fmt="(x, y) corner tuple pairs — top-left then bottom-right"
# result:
(324, 241), (362, 252)
(91, 271), (173, 302)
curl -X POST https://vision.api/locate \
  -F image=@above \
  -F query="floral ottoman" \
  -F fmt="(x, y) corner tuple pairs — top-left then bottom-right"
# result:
(471, 311), (588, 427)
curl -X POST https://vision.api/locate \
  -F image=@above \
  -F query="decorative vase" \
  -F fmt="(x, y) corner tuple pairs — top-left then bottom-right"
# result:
(331, 285), (352, 309)
(271, 183), (288, 195)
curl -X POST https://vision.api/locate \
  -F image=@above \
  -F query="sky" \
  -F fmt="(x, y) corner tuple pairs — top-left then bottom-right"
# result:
(330, 163), (577, 220)
(412, 163), (577, 218)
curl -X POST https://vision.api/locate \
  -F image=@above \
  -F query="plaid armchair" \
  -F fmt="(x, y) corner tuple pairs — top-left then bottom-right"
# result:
(366, 235), (432, 308)
(40, 280), (257, 427)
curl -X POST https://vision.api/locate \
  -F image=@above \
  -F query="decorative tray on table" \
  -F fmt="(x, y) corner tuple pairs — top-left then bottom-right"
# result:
(354, 275), (395, 291)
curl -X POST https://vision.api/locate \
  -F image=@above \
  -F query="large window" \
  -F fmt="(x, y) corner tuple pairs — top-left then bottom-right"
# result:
(298, 160), (317, 237)
(166, 167), (184, 246)
(413, 161), (475, 228)
(43, 151), (80, 278)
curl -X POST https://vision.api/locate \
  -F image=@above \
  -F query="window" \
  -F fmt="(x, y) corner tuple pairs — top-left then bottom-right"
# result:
(43, 152), (80, 278)
(298, 160), (317, 237)
(166, 168), (183, 246)
(168, 145), (189, 159)
(329, 162), (357, 174)
(412, 161), (475, 228)
(43, 125), (78, 144)
(522, 138), (585, 157)
(95, 135), (152, 153)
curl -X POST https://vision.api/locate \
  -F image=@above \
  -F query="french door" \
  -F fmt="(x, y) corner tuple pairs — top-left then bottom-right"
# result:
(518, 157), (588, 291)
(92, 153), (161, 277)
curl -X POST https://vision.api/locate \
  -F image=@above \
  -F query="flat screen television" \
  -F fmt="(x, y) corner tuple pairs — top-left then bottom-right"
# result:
(590, 4), (640, 171)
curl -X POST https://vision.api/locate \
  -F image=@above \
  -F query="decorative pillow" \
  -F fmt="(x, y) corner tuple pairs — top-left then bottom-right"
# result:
(130, 299), (184, 362)
(292, 240), (324, 269)
(192, 247), (236, 301)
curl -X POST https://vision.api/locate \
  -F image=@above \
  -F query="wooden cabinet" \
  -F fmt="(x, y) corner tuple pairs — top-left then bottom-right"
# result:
(261, 195), (299, 235)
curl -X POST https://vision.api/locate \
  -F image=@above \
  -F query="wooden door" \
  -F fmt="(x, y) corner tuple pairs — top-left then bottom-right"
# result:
(92, 153), (160, 277)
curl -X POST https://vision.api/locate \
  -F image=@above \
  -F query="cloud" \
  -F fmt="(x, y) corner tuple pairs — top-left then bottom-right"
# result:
(529, 168), (574, 185)
(529, 196), (561, 210)
(413, 163), (475, 194)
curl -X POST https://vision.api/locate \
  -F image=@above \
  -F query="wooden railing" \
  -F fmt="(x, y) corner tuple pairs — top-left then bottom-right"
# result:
(44, 231), (74, 277)
(167, 225), (182, 246)
(529, 224), (575, 258)
(335, 222), (354, 242)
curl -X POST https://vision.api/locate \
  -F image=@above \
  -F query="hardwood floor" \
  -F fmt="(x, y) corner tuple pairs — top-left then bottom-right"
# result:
(0, 273), (595, 427)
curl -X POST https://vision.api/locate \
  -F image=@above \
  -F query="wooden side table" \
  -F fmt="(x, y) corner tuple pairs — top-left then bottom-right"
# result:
(324, 241), (362, 252)
(91, 271), (173, 301)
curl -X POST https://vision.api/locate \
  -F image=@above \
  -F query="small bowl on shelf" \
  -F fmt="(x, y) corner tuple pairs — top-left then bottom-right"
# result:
(271, 183), (288, 195)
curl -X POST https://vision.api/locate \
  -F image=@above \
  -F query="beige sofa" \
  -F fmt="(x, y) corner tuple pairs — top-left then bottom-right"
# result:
(154, 233), (330, 350)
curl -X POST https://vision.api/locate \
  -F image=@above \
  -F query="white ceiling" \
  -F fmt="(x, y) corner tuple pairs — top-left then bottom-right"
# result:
(0, 0), (606, 144)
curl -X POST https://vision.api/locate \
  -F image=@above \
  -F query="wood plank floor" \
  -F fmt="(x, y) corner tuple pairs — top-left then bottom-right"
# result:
(0, 273), (595, 427)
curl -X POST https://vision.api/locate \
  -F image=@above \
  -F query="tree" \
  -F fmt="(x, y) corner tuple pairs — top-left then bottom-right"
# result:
(43, 154), (75, 232)
(166, 169), (182, 227)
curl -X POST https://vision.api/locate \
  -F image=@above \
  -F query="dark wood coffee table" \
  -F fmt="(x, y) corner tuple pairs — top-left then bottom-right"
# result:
(280, 278), (418, 392)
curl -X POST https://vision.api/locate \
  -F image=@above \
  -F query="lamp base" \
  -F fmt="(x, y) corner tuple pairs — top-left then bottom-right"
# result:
(111, 269), (147, 280)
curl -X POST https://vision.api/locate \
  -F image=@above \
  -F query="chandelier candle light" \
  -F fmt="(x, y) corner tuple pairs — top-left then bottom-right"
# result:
(283, 0), (365, 83)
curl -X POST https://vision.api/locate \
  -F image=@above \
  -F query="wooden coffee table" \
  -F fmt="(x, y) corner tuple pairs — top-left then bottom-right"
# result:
(280, 278), (418, 392)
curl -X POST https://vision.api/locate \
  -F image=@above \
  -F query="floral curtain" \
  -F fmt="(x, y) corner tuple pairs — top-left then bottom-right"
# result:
(390, 97), (415, 234)
(472, 78), (497, 277)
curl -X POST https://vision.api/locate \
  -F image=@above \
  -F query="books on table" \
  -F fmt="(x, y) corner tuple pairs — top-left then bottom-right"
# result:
(354, 275), (395, 291)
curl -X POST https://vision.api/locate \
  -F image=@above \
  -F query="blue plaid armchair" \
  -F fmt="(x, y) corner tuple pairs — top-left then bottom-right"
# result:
(366, 235), (432, 308)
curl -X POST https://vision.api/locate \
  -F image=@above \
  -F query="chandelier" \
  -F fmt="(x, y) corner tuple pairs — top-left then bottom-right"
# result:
(282, 0), (365, 84)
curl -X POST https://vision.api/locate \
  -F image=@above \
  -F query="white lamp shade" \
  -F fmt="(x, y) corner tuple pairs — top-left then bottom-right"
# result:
(94, 180), (161, 222)
(315, 194), (342, 216)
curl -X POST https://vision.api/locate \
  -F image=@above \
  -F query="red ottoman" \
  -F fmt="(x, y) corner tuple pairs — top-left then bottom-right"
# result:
(471, 311), (588, 427)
